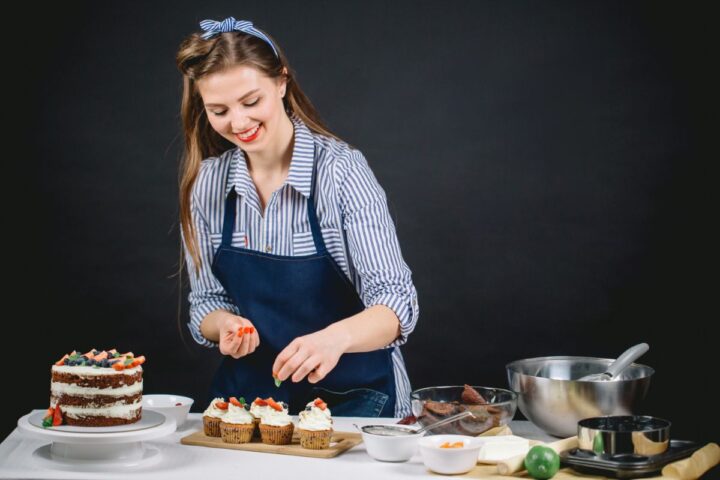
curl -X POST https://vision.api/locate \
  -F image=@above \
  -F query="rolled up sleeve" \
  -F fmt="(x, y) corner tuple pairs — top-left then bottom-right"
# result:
(339, 150), (420, 348)
(182, 195), (241, 349)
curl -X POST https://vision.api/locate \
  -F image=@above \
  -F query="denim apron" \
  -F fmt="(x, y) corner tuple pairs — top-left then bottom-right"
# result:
(208, 151), (397, 417)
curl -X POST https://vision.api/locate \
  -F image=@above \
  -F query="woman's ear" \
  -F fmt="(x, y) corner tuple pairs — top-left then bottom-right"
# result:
(280, 67), (289, 97)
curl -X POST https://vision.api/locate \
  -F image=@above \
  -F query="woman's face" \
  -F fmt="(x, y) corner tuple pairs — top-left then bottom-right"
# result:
(196, 64), (287, 152)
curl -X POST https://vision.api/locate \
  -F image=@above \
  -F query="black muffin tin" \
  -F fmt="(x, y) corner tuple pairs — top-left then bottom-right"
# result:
(561, 439), (703, 479)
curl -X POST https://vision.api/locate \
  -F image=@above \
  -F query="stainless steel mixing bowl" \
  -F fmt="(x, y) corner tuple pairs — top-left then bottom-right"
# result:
(506, 356), (654, 438)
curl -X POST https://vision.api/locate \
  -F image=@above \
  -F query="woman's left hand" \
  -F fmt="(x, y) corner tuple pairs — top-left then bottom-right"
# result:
(272, 327), (347, 384)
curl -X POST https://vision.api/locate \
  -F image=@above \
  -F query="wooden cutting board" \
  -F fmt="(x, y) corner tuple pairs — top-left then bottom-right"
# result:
(180, 429), (362, 458)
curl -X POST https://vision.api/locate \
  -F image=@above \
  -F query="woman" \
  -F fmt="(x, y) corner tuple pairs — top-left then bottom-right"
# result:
(175, 17), (419, 417)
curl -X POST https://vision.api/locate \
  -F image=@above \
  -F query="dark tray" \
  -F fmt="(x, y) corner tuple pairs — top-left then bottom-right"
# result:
(560, 439), (703, 479)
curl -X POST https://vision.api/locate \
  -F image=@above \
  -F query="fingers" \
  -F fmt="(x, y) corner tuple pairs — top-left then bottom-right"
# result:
(238, 331), (252, 357)
(272, 339), (300, 378)
(219, 317), (260, 359)
(219, 330), (239, 356)
(308, 355), (340, 383)
(235, 328), (259, 358)
(277, 346), (312, 382)
(291, 355), (322, 383)
(307, 362), (329, 384)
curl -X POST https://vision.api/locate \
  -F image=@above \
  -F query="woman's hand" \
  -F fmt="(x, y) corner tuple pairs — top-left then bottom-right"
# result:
(218, 315), (260, 359)
(272, 327), (348, 384)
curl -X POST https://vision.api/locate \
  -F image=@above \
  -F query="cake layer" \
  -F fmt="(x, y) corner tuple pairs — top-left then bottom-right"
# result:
(51, 392), (142, 407)
(51, 369), (142, 389)
(63, 405), (143, 426)
(52, 365), (142, 376)
(51, 380), (143, 397)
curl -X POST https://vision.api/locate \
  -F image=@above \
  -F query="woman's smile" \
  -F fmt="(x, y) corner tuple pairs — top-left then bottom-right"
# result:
(236, 123), (263, 142)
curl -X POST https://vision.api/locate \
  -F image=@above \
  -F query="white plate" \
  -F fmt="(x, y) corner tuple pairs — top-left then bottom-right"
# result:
(27, 409), (164, 433)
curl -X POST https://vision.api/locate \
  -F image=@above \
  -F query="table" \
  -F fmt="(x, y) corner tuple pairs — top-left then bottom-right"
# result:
(0, 412), (555, 479)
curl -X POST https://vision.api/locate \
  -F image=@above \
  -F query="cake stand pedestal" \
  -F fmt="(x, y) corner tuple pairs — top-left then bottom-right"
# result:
(17, 409), (176, 470)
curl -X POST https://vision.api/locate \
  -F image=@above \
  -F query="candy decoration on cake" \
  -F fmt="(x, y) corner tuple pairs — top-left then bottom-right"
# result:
(49, 349), (145, 427)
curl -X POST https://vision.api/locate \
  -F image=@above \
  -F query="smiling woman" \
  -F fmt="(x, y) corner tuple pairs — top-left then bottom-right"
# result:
(174, 17), (419, 419)
(199, 71), (274, 147)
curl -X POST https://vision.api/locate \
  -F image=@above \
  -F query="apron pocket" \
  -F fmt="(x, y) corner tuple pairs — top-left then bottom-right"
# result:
(310, 387), (389, 417)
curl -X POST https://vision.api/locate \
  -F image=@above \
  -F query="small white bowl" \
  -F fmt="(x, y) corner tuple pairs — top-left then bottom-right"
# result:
(418, 434), (483, 474)
(360, 424), (424, 462)
(142, 394), (194, 428)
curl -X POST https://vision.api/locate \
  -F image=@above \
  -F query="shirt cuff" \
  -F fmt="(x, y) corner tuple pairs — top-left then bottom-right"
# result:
(188, 300), (241, 349)
(366, 291), (419, 348)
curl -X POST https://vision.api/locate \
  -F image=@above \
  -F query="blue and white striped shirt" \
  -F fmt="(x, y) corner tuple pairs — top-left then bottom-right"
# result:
(183, 114), (419, 417)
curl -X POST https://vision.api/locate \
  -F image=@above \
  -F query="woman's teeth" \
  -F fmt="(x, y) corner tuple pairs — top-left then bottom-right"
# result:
(238, 124), (261, 140)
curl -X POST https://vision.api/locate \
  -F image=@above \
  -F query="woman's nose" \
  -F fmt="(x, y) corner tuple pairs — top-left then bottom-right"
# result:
(230, 111), (251, 133)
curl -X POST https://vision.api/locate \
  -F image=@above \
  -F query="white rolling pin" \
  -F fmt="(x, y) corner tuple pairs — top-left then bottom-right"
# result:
(497, 436), (578, 475)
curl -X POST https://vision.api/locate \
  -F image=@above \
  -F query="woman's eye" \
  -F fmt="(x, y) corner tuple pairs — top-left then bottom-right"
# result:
(209, 98), (259, 116)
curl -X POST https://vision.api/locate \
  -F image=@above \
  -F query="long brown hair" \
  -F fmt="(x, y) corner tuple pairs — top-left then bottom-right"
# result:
(175, 25), (345, 274)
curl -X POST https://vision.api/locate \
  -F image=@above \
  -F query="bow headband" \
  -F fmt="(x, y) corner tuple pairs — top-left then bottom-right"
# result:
(198, 17), (279, 58)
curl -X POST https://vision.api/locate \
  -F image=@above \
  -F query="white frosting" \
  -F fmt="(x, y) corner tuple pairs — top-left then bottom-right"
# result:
(250, 399), (287, 417)
(51, 380), (143, 397)
(298, 401), (333, 431)
(61, 401), (141, 419)
(261, 404), (292, 427)
(221, 403), (254, 425)
(52, 365), (142, 376)
(203, 398), (227, 419)
(249, 402), (269, 419)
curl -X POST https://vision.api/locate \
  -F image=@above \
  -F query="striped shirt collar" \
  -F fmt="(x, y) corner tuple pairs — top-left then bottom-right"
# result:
(225, 114), (315, 199)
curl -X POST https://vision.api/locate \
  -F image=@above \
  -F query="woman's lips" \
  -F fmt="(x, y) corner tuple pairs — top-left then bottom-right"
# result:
(236, 123), (262, 143)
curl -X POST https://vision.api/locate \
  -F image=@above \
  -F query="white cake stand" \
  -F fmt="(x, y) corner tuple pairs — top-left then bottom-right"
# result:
(17, 409), (176, 470)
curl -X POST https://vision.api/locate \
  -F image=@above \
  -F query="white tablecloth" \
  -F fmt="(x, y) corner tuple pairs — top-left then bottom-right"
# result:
(0, 412), (554, 479)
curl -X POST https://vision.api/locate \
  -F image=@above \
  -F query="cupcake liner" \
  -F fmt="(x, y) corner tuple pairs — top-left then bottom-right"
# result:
(298, 428), (333, 449)
(252, 417), (261, 438)
(259, 423), (294, 445)
(203, 416), (222, 437)
(220, 421), (254, 444)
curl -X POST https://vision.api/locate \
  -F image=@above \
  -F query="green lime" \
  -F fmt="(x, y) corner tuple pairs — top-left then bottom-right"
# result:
(524, 445), (561, 480)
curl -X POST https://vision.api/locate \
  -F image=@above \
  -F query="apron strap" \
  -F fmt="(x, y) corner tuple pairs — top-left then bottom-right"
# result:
(221, 188), (237, 248)
(307, 154), (328, 255)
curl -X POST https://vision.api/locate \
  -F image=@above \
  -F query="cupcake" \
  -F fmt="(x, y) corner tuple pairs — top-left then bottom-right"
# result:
(220, 397), (255, 444)
(249, 397), (270, 438)
(297, 397), (333, 449)
(203, 397), (228, 437)
(258, 398), (294, 445)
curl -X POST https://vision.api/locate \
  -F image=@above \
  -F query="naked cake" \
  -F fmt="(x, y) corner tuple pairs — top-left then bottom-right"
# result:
(48, 349), (145, 427)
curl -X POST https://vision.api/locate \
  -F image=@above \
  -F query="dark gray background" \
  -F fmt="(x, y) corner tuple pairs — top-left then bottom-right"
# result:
(6, 0), (716, 444)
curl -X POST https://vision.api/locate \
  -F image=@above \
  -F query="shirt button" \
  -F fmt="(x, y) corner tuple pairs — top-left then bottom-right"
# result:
(265, 245), (273, 253)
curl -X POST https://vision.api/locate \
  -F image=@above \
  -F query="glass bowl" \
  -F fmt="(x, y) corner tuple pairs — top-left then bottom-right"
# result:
(410, 386), (517, 435)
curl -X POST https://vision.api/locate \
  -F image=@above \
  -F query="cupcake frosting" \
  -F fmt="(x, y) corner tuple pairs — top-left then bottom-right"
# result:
(222, 403), (254, 425)
(250, 401), (270, 419)
(261, 401), (292, 427)
(298, 401), (333, 431)
(203, 398), (227, 419)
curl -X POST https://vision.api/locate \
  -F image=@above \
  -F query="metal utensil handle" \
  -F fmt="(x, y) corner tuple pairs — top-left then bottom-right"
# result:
(416, 410), (476, 434)
(606, 342), (649, 378)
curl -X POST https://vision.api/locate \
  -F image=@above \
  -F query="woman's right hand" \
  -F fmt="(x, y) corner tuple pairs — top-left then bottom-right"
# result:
(218, 314), (260, 359)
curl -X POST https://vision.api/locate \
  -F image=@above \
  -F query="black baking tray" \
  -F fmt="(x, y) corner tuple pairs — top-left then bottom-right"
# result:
(560, 439), (704, 479)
